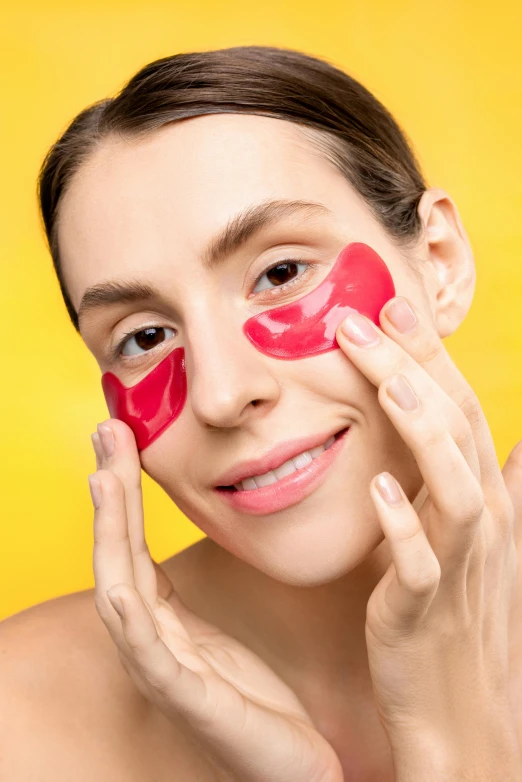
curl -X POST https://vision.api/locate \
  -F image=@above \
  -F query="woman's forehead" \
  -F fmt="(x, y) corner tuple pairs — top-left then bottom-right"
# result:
(57, 114), (371, 310)
(60, 114), (347, 218)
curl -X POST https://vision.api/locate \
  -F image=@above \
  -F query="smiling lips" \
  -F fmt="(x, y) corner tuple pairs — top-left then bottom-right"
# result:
(100, 242), (395, 452)
(215, 427), (352, 515)
(215, 427), (345, 488)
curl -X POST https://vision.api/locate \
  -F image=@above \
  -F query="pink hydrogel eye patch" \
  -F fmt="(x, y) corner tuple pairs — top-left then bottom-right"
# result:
(100, 243), (394, 451)
(101, 347), (187, 452)
(243, 242), (395, 359)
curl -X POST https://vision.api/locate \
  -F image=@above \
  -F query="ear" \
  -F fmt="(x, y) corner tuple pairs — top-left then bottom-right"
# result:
(416, 188), (476, 338)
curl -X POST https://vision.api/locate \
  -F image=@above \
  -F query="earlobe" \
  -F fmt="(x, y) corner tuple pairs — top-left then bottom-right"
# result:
(417, 188), (476, 338)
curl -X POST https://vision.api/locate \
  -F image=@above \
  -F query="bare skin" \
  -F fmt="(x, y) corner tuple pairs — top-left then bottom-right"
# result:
(1, 525), (522, 781)
(2, 114), (522, 780)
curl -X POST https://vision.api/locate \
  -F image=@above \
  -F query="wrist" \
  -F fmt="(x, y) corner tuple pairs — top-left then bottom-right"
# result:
(387, 712), (522, 782)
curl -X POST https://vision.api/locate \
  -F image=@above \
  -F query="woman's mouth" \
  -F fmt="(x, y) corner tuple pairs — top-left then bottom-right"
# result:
(214, 427), (350, 515)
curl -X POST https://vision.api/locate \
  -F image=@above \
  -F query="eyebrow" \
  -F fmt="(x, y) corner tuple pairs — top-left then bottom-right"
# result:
(77, 198), (331, 326)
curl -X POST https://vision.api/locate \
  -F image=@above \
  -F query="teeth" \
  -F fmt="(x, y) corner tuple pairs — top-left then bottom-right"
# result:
(234, 435), (338, 492)
(273, 458), (298, 480)
(253, 470), (278, 488)
(292, 451), (313, 470)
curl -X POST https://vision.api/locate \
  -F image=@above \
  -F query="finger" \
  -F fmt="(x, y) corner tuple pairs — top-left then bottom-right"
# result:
(105, 583), (211, 726)
(368, 472), (440, 631)
(91, 469), (136, 652)
(97, 419), (158, 606)
(337, 311), (481, 481)
(379, 296), (504, 498)
(91, 431), (102, 471)
(106, 584), (329, 780)
(375, 372), (486, 568)
(501, 440), (522, 522)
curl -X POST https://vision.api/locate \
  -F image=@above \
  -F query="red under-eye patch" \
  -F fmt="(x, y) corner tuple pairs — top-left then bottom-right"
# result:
(101, 242), (395, 451)
(101, 347), (186, 452)
(243, 242), (395, 358)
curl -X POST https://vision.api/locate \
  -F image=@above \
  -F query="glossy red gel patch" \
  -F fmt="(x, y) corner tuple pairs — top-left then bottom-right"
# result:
(101, 347), (186, 452)
(101, 243), (393, 451)
(243, 242), (395, 358)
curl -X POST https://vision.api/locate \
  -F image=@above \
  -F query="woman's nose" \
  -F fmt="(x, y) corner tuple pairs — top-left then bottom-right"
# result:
(186, 314), (281, 429)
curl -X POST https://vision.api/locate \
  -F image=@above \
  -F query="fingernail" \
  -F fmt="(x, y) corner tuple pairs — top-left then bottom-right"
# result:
(386, 374), (419, 411)
(88, 474), (102, 509)
(91, 432), (102, 462)
(384, 297), (417, 334)
(107, 589), (125, 618)
(341, 312), (380, 346)
(97, 422), (115, 458)
(375, 472), (403, 506)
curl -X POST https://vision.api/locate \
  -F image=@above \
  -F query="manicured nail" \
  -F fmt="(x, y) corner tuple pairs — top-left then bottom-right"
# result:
(341, 312), (380, 346)
(91, 432), (102, 462)
(107, 589), (125, 618)
(375, 472), (403, 506)
(88, 474), (102, 509)
(97, 422), (115, 458)
(386, 374), (419, 410)
(384, 297), (417, 334)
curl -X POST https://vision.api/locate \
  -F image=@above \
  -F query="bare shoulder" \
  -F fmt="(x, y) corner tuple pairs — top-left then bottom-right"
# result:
(0, 556), (220, 780)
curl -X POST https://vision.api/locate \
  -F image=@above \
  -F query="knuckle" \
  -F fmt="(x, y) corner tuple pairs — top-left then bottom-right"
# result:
(407, 566), (441, 596)
(397, 550), (441, 596)
(94, 469), (124, 500)
(381, 355), (410, 382)
(457, 483), (485, 525)
(452, 416), (474, 452)
(454, 389), (483, 430)
(418, 424), (445, 453)
(130, 476), (144, 495)
(124, 633), (145, 655)
(418, 338), (444, 366)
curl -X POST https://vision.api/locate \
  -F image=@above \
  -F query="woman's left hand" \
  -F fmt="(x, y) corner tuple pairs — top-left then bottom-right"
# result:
(336, 296), (522, 780)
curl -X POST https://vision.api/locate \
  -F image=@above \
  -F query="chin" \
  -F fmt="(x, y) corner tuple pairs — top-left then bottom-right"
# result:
(174, 472), (387, 588)
(240, 497), (386, 587)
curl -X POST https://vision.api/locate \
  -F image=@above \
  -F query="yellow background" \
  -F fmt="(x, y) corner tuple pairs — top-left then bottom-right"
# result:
(1, 1), (521, 620)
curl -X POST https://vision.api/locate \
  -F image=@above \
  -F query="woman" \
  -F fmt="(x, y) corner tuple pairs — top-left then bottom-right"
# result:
(2, 45), (522, 780)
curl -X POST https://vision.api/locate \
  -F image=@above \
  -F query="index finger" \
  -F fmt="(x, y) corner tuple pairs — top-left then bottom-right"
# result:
(96, 418), (158, 607)
(91, 469), (136, 653)
(379, 295), (506, 501)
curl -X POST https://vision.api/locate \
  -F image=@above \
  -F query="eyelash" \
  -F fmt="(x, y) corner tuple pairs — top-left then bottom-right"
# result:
(110, 258), (314, 362)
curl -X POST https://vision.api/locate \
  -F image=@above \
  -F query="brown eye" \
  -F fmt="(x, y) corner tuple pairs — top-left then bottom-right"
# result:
(253, 261), (308, 293)
(121, 327), (175, 357)
(267, 262), (299, 284)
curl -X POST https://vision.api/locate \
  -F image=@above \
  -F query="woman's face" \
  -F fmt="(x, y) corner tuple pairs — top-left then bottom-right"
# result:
(59, 113), (430, 586)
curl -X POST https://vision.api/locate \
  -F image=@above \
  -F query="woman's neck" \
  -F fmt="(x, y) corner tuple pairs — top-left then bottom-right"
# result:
(166, 484), (429, 702)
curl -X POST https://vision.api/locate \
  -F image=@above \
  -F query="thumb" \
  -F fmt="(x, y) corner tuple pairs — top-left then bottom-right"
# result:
(501, 440), (522, 512)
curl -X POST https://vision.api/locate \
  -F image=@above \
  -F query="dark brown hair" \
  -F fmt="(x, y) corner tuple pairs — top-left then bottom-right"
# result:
(37, 45), (427, 332)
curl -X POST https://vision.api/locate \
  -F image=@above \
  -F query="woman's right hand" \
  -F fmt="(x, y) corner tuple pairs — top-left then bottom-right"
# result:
(89, 419), (343, 782)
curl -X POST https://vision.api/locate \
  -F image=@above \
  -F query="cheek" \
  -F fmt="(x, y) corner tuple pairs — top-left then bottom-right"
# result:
(100, 242), (395, 451)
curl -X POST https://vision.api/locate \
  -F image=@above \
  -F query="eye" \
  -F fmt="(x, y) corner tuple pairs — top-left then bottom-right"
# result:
(252, 260), (309, 294)
(118, 326), (176, 358)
